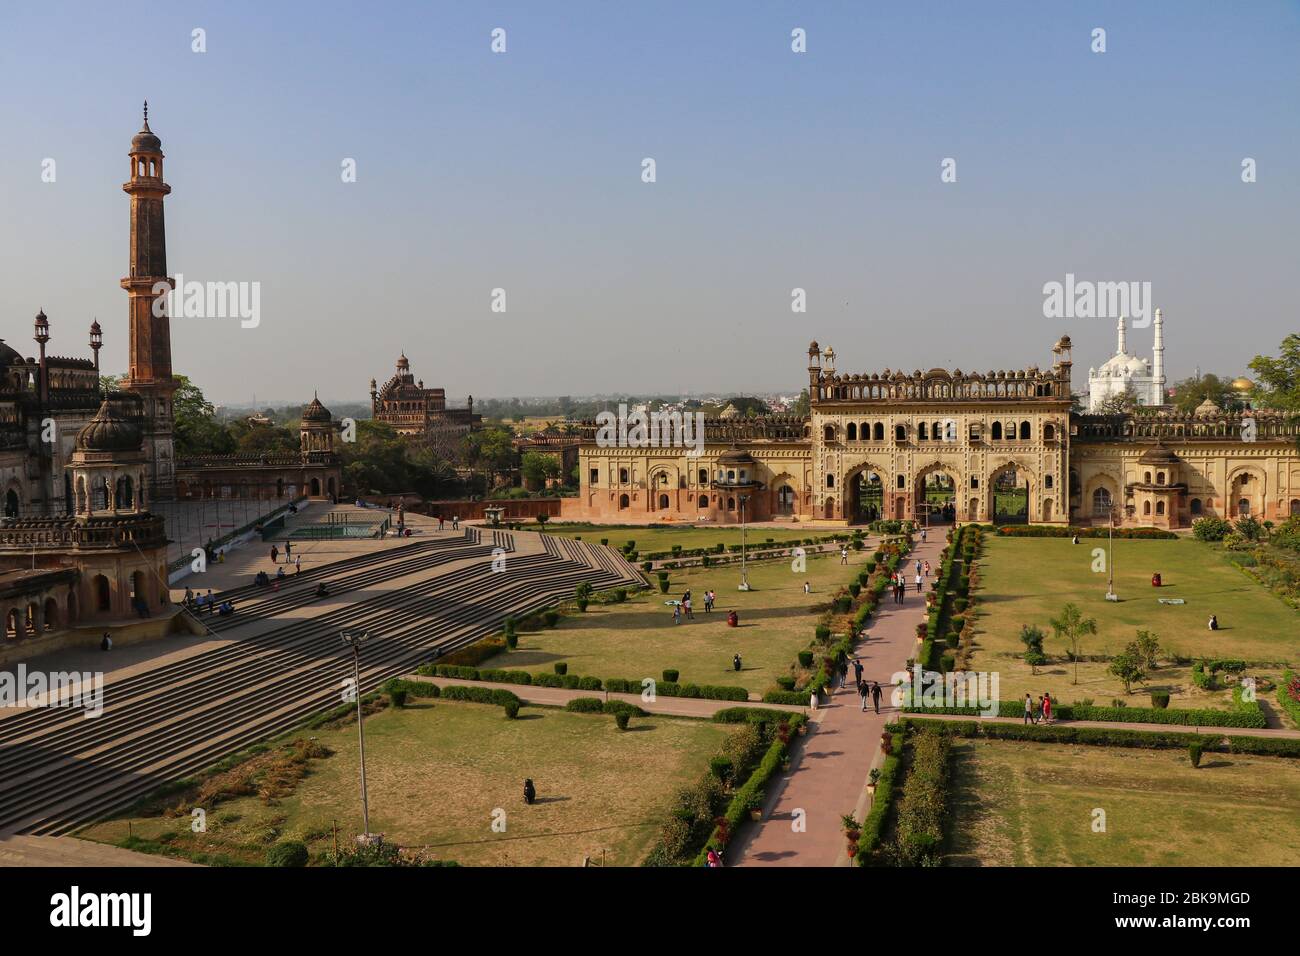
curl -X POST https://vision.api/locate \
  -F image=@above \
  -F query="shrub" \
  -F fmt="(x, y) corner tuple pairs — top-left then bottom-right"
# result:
(798, 650), (814, 668)
(504, 700), (520, 719)
(815, 625), (831, 641)
(663, 669), (680, 683)
(775, 675), (796, 691)
(554, 662), (568, 676)
(1188, 741), (1203, 768)
(576, 598), (589, 612)
(659, 578), (670, 594)
(614, 711), (630, 730)
(505, 632), (518, 650)
(565, 697), (605, 713)
(543, 610), (560, 627)
(1151, 692), (1171, 709)
(266, 841), (309, 867)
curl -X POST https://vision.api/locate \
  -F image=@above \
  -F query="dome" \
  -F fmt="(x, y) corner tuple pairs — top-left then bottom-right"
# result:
(76, 399), (143, 453)
(301, 393), (332, 423)
(717, 446), (756, 465)
(1138, 442), (1179, 465)
(0, 339), (25, 370)
(1230, 377), (1254, 391)
(1097, 352), (1149, 377)
(1194, 397), (1221, 417)
(131, 103), (161, 153)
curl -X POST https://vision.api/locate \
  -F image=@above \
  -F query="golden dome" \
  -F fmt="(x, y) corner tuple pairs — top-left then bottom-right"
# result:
(1230, 377), (1254, 391)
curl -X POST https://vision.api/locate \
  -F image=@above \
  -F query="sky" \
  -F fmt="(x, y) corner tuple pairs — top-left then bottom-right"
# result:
(2, 1), (1297, 406)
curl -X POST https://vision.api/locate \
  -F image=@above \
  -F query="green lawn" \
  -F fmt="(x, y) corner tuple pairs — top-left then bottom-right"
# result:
(973, 537), (1298, 663)
(947, 738), (1300, 866)
(540, 524), (825, 555)
(79, 699), (735, 867)
(486, 551), (870, 694)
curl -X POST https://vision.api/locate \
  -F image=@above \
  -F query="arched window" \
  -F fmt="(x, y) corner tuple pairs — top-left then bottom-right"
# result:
(824, 425), (836, 441)
(918, 422), (928, 441)
(1190, 498), (1203, 515)
(698, 468), (708, 485)
(1156, 472), (1165, 485)
(826, 474), (835, 488)
(1144, 471), (1152, 484)
(1155, 501), (1165, 516)
(3, 488), (19, 518)
(1091, 487), (1112, 516)
(1044, 475), (1054, 489)
(1238, 498), (1250, 516)
(619, 468), (629, 483)
(1019, 421), (1031, 440)
(1291, 499), (1300, 516)
(727, 497), (736, 511)
(618, 493), (630, 509)
(897, 475), (906, 489)
(658, 493), (669, 509)
(698, 495), (709, 509)
(873, 422), (884, 441)
(847, 423), (857, 441)
(1143, 500), (1152, 515)
(94, 574), (112, 612)
(1044, 424), (1055, 441)
(991, 422), (1002, 441)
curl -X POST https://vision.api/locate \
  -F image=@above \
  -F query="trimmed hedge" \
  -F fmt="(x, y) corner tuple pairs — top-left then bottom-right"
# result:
(994, 524), (1177, 539)
(1279, 671), (1300, 729)
(438, 684), (520, 707)
(856, 729), (904, 863)
(903, 696), (1267, 729)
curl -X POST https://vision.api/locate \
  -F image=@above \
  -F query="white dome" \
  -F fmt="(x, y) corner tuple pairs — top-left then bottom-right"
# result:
(1097, 352), (1149, 377)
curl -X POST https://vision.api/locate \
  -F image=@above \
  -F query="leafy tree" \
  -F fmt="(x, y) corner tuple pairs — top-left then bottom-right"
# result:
(1019, 624), (1047, 674)
(1169, 373), (1244, 414)
(1094, 384), (1138, 416)
(463, 425), (518, 474)
(1107, 650), (1147, 694)
(792, 388), (810, 417)
(1130, 629), (1161, 670)
(1049, 603), (1097, 685)
(1249, 334), (1300, 413)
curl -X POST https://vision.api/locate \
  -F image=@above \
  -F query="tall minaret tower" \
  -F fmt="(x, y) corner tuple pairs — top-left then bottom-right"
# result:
(1115, 314), (1127, 356)
(1151, 307), (1166, 405)
(120, 101), (177, 499)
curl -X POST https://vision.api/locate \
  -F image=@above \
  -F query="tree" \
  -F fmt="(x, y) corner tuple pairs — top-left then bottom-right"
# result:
(1169, 373), (1244, 414)
(1107, 650), (1147, 694)
(1094, 385), (1138, 416)
(170, 376), (238, 457)
(1049, 602), (1097, 685)
(792, 388), (811, 417)
(1130, 629), (1161, 670)
(1249, 334), (1300, 413)
(1019, 624), (1047, 674)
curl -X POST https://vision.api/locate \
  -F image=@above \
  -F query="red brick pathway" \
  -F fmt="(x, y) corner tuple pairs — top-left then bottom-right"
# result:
(730, 532), (947, 867)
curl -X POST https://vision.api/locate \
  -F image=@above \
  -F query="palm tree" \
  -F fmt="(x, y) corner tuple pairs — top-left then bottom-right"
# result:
(1049, 602), (1098, 685)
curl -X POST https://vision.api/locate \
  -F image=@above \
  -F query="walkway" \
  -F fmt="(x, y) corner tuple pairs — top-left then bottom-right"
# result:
(0, 835), (197, 867)
(730, 531), (947, 867)
(406, 675), (807, 720)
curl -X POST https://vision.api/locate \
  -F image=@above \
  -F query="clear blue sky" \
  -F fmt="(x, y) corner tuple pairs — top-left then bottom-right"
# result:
(3, 1), (1297, 405)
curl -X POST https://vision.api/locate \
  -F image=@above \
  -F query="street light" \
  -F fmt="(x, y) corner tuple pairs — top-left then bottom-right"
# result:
(738, 493), (750, 591)
(1105, 505), (1119, 602)
(340, 630), (372, 838)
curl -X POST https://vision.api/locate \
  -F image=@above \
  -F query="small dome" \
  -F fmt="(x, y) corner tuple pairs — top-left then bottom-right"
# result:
(131, 102), (161, 153)
(0, 339), (25, 370)
(1194, 397), (1221, 417)
(302, 393), (332, 423)
(717, 446), (756, 464)
(1138, 442), (1179, 465)
(76, 399), (143, 453)
(1230, 377), (1254, 391)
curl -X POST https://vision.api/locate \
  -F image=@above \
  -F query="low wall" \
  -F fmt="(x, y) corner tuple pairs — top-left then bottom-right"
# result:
(0, 607), (198, 668)
(414, 498), (566, 521)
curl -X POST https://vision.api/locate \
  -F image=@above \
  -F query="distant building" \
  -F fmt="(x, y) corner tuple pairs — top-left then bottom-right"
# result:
(369, 354), (481, 448)
(1087, 311), (1166, 410)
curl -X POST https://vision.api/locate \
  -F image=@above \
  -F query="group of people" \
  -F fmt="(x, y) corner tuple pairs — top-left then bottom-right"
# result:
(1022, 691), (1054, 724)
(436, 515), (460, 531)
(182, 587), (234, 617)
(269, 543), (302, 574)
(671, 589), (716, 624)
(851, 657), (884, 713)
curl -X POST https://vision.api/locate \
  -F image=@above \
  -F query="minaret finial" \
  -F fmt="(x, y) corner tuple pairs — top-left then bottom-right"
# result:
(142, 99), (150, 129)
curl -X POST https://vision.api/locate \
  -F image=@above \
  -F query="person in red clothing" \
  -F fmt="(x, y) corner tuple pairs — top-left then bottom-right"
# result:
(1042, 691), (1052, 724)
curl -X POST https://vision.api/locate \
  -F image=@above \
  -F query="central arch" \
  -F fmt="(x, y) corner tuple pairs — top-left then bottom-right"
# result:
(914, 461), (961, 525)
(845, 463), (887, 524)
(990, 462), (1031, 526)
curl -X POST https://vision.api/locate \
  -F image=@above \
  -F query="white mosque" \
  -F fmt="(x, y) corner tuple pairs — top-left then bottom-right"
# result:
(1087, 309), (1167, 411)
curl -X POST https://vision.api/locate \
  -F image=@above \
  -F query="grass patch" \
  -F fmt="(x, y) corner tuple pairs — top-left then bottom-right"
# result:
(946, 737), (1300, 866)
(78, 699), (735, 867)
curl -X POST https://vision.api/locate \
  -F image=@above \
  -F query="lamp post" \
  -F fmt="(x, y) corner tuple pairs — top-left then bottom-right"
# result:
(341, 630), (372, 838)
(1105, 505), (1119, 602)
(738, 493), (750, 591)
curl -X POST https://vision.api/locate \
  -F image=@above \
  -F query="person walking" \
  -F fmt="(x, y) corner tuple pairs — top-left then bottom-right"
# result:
(285, 540), (292, 558)
(438, 515), (445, 531)
(672, 603), (681, 625)
(100, 632), (112, 651)
(921, 528), (928, 544)
(858, 679), (869, 712)
(840, 547), (849, 565)
(270, 545), (278, 564)
(295, 554), (302, 575)
(803, 580), (811, 594)
(852, 657), (864, 686)
(733, 653), (742, 672)
(684, 596), (693, 619)
(923, 560), (931, 577)
(452, 515), (460, 530)
(1023, 693), (1035, 725)
(871, 680), (882, 714)
(1042, 691), (1053, 725)
(915, 572), (923, 594)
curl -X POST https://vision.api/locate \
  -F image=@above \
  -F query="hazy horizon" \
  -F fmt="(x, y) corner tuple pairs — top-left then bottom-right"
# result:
(4, 1), (1296, 405)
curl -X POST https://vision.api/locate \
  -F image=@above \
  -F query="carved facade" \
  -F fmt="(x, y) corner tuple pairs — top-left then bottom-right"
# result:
(567, 337), (1300, 528)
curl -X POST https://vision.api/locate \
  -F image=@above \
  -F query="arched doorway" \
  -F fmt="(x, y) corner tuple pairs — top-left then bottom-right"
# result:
(131, 571), (148, 613)
(94, 574), (111, 612)
(776, 485), (795, 515)
(991, 467), (1029, 525)
(6, 608), (21, 639)
(310, 477), (322, 497)
(915, 469), (957, 524)
(658, 493), (670, 510)
(3, 488), (18, 518)
(1091, 486), (1114, 518)
(67, 591), (78, 625)
(43, 597), (58, 631)
(848, 471), (884, 523)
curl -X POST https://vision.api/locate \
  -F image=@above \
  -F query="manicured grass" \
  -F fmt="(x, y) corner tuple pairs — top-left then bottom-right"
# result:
(973, 536), (1298, 664)
(79, 699), (735, 867)
(540, 523), (826, 555)
(487, 551), (870, 694)
(946, 738), (1300, 866)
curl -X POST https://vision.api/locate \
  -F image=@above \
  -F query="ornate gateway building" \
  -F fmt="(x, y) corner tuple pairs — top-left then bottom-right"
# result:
(568, 337), (1300, 528)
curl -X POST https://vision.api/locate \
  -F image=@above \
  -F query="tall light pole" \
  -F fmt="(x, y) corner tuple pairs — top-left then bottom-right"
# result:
(341, 630), (372, 837)
(738, 493), (750, 591)
(1105, 505), (1118, 602)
